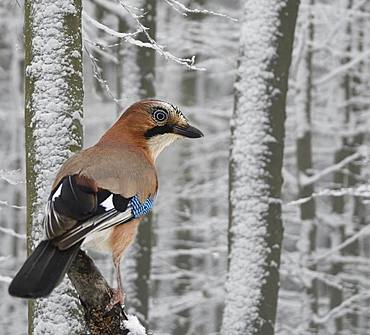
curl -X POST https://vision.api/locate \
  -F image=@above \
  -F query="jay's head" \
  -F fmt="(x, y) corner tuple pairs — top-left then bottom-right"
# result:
(106, 99), (203, 160)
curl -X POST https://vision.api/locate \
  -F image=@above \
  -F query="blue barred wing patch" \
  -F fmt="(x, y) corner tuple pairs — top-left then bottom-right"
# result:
(130, 195), (154, 218)
(53, 194), (154, 250)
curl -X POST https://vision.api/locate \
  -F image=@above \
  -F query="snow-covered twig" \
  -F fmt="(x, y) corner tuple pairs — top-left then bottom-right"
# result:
(84, 38), (119, 63)
(0, 225), (26, 239)
(0, 169), (24, 185)
(83, 12), (140, 40)
(0, 200), (25, 210)
(281, 255), (345, 291)
(89, 0), (126, 20)
(286, 184), (370, 206)
(84, 5), (203, 70)
(312, 225), (370, 264)
(163, 0), (238, 21)
(313, 292), (370, 324)
(0, 275), (12, 284)
(83, 42), (121, 106)
(117, 0), (204, 70)
(315, 50), (370, 86)
(309, 0), (368, 52)
(299, 149), (365, 187)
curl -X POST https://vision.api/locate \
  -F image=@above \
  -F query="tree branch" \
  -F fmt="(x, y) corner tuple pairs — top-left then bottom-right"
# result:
(299, 149), (365, 187)
(68, 250), (130, 335)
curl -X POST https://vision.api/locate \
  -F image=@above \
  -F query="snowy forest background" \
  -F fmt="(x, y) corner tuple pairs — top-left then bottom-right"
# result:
(1, 0), (370, 334)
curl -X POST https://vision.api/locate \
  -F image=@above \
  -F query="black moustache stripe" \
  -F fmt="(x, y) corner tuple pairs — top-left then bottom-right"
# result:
(145, 125), (173, 139)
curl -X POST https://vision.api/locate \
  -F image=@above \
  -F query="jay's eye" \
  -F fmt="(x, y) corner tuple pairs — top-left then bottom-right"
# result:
(153, 109), (168, 124)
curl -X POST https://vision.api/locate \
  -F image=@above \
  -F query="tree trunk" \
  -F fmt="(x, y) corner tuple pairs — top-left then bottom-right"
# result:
(0, 1), (12, 101)
(329, 0), (353, 332)
(222, 1), (299, 334)
(330, 1), (367, 333)
(24, 0), (84, 333)
(115, 17), (129, 115)
(93, 3), (106, 100)
(132, 0), (157, 325)
(347, 5), (368, 331)
(173, 2), (206, 333)
(295, 1), (318, 333)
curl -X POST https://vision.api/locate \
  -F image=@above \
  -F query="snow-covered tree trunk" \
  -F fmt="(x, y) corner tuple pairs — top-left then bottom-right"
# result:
(222, 1), (299, 335)
(24, 0), (84, 333)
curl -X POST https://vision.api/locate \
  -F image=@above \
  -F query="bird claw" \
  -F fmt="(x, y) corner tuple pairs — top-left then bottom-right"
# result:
(105, 288), (125, 312)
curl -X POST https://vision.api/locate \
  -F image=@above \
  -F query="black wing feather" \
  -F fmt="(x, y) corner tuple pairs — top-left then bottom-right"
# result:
(9, 175), (134, 298)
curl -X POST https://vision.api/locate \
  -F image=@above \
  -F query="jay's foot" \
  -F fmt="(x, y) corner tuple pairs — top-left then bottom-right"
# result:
(105, 288), (125, 312)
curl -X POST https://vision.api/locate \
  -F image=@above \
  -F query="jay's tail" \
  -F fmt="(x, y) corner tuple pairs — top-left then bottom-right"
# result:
(8, 240), (80, 298)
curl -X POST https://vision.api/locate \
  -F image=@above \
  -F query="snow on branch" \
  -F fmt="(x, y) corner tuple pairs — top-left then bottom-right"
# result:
(312, 225), (370, 265)
(0, 225), (26, 239)
(117, 0), (204, 70)
(89, 0), (127, 20)
(315, 50), (370, 86)
(299, 148), (366, 187)
(0, 200), (25, 210)
(281, 255), (344, 291)
(83, 42), (121, 105)
(309, 0), (368, 52)
(0, 169), (24, 185)
(313, 292), (370, 325)
(286, 184), (370, 206)
(0, 275), (12, 284)
(84, 5), (203, 71)
(162, 0), (238, 21)
(83, 12), (140, 40)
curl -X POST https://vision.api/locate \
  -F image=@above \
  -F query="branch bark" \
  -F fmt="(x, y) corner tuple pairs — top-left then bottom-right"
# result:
(68, 251), (130, 335)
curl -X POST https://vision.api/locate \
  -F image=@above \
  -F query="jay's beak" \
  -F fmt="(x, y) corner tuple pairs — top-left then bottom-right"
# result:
(172, 124), (204, 138)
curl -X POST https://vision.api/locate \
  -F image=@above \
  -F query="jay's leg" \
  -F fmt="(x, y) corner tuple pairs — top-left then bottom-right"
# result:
(106, 256), (125, 311)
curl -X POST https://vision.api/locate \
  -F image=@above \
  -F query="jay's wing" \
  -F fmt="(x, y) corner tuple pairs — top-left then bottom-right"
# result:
(44, 175), (153, 250)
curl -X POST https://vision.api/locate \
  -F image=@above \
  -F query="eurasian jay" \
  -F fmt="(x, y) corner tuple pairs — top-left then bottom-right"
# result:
(9, 99), (203, 308)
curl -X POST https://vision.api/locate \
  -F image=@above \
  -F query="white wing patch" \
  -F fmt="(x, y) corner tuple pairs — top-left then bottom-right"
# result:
(52, 183), (62, 199)
(101, 194), (114, 211)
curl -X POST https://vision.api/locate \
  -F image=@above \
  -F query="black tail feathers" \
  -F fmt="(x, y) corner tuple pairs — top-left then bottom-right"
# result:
(8, 240), (80, 298)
